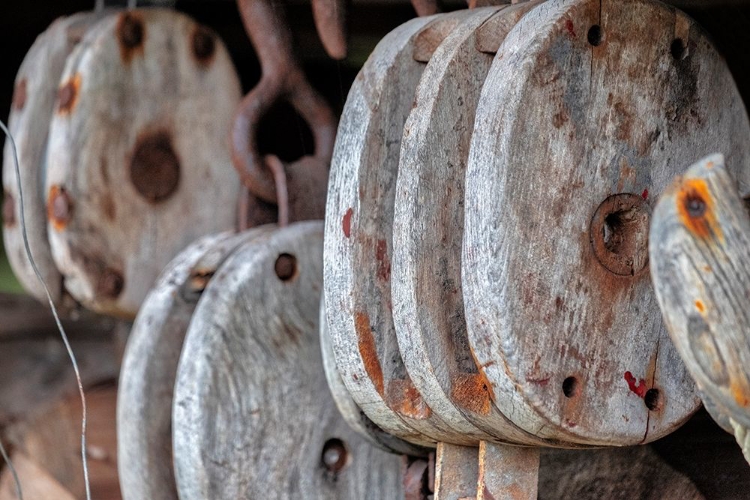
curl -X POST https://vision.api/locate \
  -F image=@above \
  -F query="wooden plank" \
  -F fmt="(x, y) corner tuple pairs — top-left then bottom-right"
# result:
(173, 222), (405, 499)
(45, 9), (242, 318)
(477, 442), (539, 500)
(463, 0), (750, 446)
(650, 154), (750, 462)
(324, 11), (477, 447)
(117, 228), (275, 500)
(433, 443), (478, 500)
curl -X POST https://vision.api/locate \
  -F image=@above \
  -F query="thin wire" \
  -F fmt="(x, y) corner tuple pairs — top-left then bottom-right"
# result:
(0, 438), (22, 500)
(0, 120), (91, 500)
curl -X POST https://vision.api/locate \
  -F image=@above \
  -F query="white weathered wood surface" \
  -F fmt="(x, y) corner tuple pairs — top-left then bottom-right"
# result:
(173, 222), (405, 499)
(324, 11), (480, 448)
(320, 297), (429, 456)
(463, 0), (750, 445)
(117, 228), (275, 500)
(393, 4), (566, 447)
(46, 9), (241, 318)
(650, 154), (750, 463)
(2, 12), (106, 306)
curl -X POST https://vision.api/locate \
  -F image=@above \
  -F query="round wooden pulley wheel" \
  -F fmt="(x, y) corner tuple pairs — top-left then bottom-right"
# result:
(117, 227), (275, 500)
(324, 10), (486, 448)
(319, 297), (429, 456)
(45, 8), (242, 318)
(2, 11), (106, 306)
(463, 0), (750, 446)
(392, 3), (570, 447)
(172, 222), (405, 499)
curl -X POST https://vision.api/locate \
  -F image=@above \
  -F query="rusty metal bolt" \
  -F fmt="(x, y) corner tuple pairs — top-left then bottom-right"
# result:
(321, 438), (348, 473)
(47, 185), (73, 231)
(129, 130), (181, 203)
(274, 253), (297, 281)
(590, 193), (651, 276)
(98, 268), (124, 299)
(192, 26), (216, 65)
(3, 192), (15, 227)
(13, 79), (27, 111)
(118, 13), (144, 50)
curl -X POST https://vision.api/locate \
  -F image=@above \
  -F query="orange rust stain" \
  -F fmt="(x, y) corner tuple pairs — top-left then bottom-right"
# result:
(117, 12), (146, 64)
(676, 178), (723, 241)
(450, 373), (492, 415)
(47, 185), (72, 232)
(730, 380), (750, 408)
(695, 299), (705, 314)
(57, 74), (81, 115)
(354, 311), (384, 395)
(342, 207), (353, 238)
(387, 379), (432, 420)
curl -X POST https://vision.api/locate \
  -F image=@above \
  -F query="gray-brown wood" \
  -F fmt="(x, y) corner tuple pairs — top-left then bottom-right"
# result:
(324, 12), (478, 447)
(477, 442), (539, 500)
(173, 222), (405, 499)
(463, 0), (750, 446)
(117, 228), (275, 500)
(474, 0), (542, 54)
(45, 9), (241, 318)
(650, 154), (750, 462)
(2, 12), (106, 306)
(433, 443), (478, 500)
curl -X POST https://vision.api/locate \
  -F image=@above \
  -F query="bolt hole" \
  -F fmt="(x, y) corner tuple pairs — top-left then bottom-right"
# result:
(685, 194), (706, 218)
(587, 25), (603, 47)
(670, 38), (687, 61)
(321, 438), (348, 473)
(644, 388), (662, 411)
(562, 377), (579, 398)
(274, 253), (297, 281)
(591, 194), (651, 276)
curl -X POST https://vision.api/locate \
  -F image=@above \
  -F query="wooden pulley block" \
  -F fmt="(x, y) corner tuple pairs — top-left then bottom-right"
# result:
(45, 8), (242, 318)
(324, 10), (484, 449)
(117, 227), (276, 500)
(172, 222), (405, 499)
(650, 154), (750, 462)
(462, 0), (750, 446)
(319, 297), (428, 456)
(2, 11), (106, 306)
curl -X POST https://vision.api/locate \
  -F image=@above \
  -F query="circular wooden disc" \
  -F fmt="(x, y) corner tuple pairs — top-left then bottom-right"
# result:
(463, 0), (750, 445)
(46, 9), (242, 318)
(2, 12), (105, 305)
(172, 222), (405, 499)
(325, 11), (480, 447)
(393, 4), (570, 447)
(117, 227), (275, 500)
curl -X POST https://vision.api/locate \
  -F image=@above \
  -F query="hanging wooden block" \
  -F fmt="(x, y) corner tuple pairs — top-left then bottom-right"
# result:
(462, 0), (750, 446)
(172, 222), (405, 499)
(324, 10), (478, 448)
(117, 227), (275, 500)
(2, 11), (106, 306)
(650, 154), (750, 462)
(45, 8), (242, 318)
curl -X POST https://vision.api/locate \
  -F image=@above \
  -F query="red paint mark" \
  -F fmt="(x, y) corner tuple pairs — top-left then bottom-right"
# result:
(565, 19), (577, 38)
(376, 239), (391, 281)
(526, 376), (550, 387)
(354, 312), (384, 395)
(565, 420), (577, 428)
(342, 208), (353, 238)
(641, 188), (649, 200)
(624, 371), (647, 398)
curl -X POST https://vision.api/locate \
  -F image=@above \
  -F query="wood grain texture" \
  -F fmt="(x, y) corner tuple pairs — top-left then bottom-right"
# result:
(433, 443), (478, 500)
(2, 12), (105, 306)
(650, 154), (750, 462)
(324, 12), (477, 446)
(173, 222), (405, 499)
(320, 297), (428, 456)
(117, 228), (275, 500)
(393, 4), (567, 447)
(477, 442), (539, 500)
(45, 9), (242, 318)
(463, 0), (750, 446)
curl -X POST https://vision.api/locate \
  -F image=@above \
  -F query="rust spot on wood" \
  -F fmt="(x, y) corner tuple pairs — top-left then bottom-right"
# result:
(13, 79), (27, 110)
(695, 300), (705, 314)
(47, 185), (73, 231)
(117, 12), (145, 63)
(676, 178), (722, 241)
(3, 191), (16, 227)
(129, 129), (181, 203)
(552, 111), (568, 129)
(731, 380), (750, 408)
(376, 239), (391, 281)
(354, 311), (384, 395)
(565, 19), (576, 38)
(342, 207), (353, 238)
(387, 379), (432, 420)
(624, 371), (647, 398)
(451, 373), (491, 415)
(191, 25), (216, 66)
(97, 267), (124, 299)
(57, 74), (81, 115)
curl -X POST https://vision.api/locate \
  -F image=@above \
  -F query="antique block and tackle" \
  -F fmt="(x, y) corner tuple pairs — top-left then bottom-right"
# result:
(1, 0), (750, 498)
